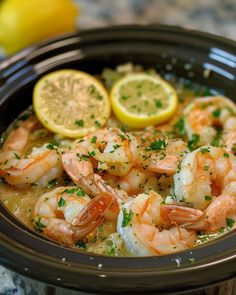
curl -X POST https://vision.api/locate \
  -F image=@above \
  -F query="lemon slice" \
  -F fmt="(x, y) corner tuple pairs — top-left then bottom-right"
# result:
(110, 73), (178, 128)
(33, 69), (111, 138)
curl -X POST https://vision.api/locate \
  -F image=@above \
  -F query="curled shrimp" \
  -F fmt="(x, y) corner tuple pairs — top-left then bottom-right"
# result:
(184, 96), (236, 151)
(61, 143), (125, 222)
(33, 186), (116, 245)
(77, 127), (138, 177)
(0, 118), (63, 188)
(117, 191), (196, 256)
(174, 145), (236, 210)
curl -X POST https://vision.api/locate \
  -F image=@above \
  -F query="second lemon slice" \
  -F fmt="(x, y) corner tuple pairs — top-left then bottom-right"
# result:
(33, 69), (111, 138)
(110, 73), (178, 128)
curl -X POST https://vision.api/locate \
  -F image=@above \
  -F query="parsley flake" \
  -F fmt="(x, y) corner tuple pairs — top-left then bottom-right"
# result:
(74, 119), (84, 127)
(90, 136), (97, 144)
(212, 108), (221, 118)
(121, 208), (133, 227)
(75, 240), (87, 249)
(175, 117), (185, 137)
(58, 197), (66, 207)
(33, 217), (46, 233)
(226, 218), (235, 228)
(187, 134), (200, 151)
(47, 178), (58, 188)
(200, 147), (210, 154)
(76, 189), (85, 196)
(147, 139), (167, 151)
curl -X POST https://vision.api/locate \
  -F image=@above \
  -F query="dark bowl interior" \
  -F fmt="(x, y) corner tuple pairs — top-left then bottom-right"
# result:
(0, 25), (236, 294)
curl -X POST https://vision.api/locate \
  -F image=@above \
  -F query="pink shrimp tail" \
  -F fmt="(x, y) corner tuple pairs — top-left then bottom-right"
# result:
(71, 193), (115, 240)
(161, 204), (204, 226)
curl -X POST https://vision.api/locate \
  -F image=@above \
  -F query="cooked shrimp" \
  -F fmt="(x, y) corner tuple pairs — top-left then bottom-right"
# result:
(184, 96), (236, 151)
(62, 146), (125, 221)
(73, 127), (138, 177)
(0, 119), (62, 188)
(137, 138), (187, 175)
(117, 191), (196, 256)
(0, 117), (36, 164)
(102, 166), (158, 196)
(33, 186), (116, 245)
(174, 145), (236, 209)
(162, 195), (236, 233)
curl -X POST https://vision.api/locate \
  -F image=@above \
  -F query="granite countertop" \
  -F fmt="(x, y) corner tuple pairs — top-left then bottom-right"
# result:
(1, 0), (236, 294)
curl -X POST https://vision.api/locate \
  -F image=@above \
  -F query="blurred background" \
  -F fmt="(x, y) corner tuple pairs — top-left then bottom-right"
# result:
(0, 0), (236, 294)
(0, 0), (236, 57)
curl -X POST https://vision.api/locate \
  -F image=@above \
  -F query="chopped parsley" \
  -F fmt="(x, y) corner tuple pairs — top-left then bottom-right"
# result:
(76, 153), (90, 161)
(14, 152), (20, 159)
(88, 150), (96, 157)
(212, 108), (221, 118)
(175, 117), (185, 137)
(46, 141), (59, 150)
(95, 120), (101, 127)
(187, 134), (200, 151)
(58, 197), (66, 207)
(200, 147), (210, 154)
(76, 189), (85, 196)
(74, 119), (84, 127)
(226, 218), (235, 228)
(90, 136), (97, 144)
(223, 152), (229, 158)
(33, 217), (46, 233)
(204, 195), (212, 201)
(155, 99), (163, 108)
(147, 139), (167, 151)
(110, 144), (121, 153)
(121, 95), (129, 100)
(47, 178), (58, 188)
(62, 187), (78, 194)
(75, 240), (87, 249)
(107, 246), (116, 256)
(121, 208), (133, 227)
(61, 187), (85, 196)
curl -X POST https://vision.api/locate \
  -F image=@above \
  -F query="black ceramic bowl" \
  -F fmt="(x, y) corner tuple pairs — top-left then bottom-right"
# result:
(0, 25), (236, 294)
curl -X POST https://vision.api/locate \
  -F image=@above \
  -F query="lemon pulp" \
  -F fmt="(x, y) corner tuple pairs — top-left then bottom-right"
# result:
(111, 73), (178, 128)
(33, 69), (111, 138)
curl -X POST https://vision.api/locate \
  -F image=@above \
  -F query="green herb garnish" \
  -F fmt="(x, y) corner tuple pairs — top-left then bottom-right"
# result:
(58, 197), (66, 207)
(175, 117), (185, 137)
(33, 217), (46, 233)
(47, 178), (58, 188)
(226, 218), (235, 228)
(187, 134), (200, 151)
(74, 119), (84, 127)
(90, 136), (97, 144)
(121, 208), (133, 227)
(205, 195), (212, 201)
(147, 139), (167, 151)
(75, 240), (87, 249)
(212, 108), (221, 118)
(200, 147), (210, 154)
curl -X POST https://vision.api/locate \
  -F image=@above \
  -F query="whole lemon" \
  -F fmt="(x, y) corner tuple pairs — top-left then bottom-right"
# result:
(0, 0), (78, 54)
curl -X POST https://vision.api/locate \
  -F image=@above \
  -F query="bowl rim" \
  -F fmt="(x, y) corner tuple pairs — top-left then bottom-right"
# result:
(0, 24), (236, 292)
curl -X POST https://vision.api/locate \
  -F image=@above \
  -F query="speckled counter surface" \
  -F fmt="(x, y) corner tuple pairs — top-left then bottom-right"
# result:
(1, 0), (236, 294)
